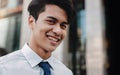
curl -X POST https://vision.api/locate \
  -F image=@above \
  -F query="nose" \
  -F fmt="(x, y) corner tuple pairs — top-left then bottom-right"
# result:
(52, 25), (62, 36)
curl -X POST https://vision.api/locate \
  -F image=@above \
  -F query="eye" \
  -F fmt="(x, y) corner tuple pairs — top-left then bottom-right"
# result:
(60, 22), (69, 30)
(46, 19), (56, 25)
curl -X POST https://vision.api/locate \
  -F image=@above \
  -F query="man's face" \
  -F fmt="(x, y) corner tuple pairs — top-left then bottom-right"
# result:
(29, 4), (69, 52)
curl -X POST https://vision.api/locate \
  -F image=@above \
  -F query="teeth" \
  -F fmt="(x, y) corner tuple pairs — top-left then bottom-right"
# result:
(46, 32), (61, 42)
(49, 36), (57, 42)
(48, 36), (59, 42)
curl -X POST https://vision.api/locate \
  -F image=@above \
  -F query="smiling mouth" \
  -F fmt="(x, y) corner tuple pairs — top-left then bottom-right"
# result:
(46, 33), (61, 44)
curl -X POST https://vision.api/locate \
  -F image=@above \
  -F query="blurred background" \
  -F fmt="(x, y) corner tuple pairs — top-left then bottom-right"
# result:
(0, 0), (118, 75)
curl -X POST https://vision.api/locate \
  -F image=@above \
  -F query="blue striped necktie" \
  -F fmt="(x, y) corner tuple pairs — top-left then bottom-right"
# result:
(39, 62), (51, 75)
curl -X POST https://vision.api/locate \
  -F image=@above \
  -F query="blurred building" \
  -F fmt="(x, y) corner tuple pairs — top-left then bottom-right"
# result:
(0, 0), (23, 52)
(0, 0), (118, 75)
(0, 48), (8, 56)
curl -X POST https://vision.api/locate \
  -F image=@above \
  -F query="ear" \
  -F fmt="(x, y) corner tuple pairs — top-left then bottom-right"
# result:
(28, 15), (35, 30)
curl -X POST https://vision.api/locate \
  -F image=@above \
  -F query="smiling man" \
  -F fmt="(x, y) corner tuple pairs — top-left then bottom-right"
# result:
(29, 4), (69, 59)
(0, 0), (74, 75)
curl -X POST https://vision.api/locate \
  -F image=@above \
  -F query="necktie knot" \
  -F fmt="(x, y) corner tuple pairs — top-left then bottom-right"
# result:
(39, 62), (51, 75)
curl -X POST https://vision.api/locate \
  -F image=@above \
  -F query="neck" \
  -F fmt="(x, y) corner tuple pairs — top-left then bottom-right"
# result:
(28, 42), (51, 60)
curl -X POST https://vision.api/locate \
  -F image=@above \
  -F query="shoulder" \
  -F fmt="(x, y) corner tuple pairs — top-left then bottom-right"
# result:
(0, 50), (24, 65)
(0, 64), (5, 75)
(51, 57), (73, 75)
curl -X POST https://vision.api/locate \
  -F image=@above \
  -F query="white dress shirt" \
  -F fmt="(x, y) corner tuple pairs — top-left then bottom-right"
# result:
(0, 43), (73, 75)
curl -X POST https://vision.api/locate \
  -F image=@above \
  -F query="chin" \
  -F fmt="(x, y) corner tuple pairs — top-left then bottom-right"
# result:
(48, 46), (57, 52)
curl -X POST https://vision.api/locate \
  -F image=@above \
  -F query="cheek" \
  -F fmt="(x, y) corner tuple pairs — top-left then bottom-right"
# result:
(62, 31), (67, 38)
(36, 26), (52, 37)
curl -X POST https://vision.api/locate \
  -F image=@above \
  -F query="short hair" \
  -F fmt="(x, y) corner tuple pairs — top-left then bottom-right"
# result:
(28, 0), (74, 24)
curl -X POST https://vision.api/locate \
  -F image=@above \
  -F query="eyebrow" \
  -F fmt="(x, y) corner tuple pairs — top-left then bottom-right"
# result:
(47, 16), (57, 21)
(47, 16), (69, 25)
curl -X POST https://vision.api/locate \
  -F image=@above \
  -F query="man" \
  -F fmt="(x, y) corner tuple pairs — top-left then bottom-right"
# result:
(0, 0), (74, 75)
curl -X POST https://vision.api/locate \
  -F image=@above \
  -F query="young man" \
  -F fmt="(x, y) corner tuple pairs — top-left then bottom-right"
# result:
(0, 0), (74, 75)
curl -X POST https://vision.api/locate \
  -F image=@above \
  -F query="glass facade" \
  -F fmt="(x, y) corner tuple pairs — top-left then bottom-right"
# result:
(0, 0), (22, 55)
(69, 0), (86, 75)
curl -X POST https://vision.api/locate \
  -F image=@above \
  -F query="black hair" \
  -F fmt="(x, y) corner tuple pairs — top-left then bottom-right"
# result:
(28, 0), (74, 24)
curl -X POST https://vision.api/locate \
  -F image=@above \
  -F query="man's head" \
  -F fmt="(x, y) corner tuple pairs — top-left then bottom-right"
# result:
(28, 0), (74, 24)
(27, 0), (74, 58)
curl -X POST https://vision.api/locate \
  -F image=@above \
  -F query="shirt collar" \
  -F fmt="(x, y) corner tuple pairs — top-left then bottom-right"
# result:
(21, 43), (55, 69)
(42, 55), (55, 70)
